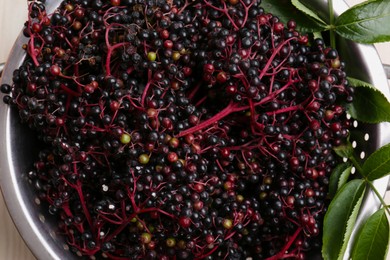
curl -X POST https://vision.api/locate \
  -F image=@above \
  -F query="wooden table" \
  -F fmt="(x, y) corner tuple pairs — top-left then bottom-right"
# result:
(1, 0), (390, 259)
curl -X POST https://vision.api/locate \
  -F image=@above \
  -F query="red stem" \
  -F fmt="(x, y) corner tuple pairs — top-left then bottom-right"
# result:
(105, 207), (175, 241)
(60, 84), (82, 97)
(224, 231), (236, 240)
(198, 244), (220, 259)
(195, 95), (208, 107)
(259, 37), (296, 80)
(265, 227), (303, 260)
(75, 182), (95, 233)
(202, 0), (239, 30)
(266, 104), (302, 116)
(105, 42), (130, 76)
(141, 69), (153, 107)
(239, 0), (254, 28)
(178, 78), (299, 138)
(98, 214), (123, 225)
(28, 38), (40, 66)
(176, 101), (239, 137)
(187, 82), (202, 100)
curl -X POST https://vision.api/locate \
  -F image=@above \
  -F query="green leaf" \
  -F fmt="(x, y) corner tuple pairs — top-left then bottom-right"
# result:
(337, 166), (352, 191)
(351, 208), (389, 260)
(312, 31), (322, 39)
(322, 179), (366, 260)
(346, 85), (390, 123)
(291, 0), (327, 25)
(333, 141), (354, 159)
(328, 163), (352, 198)
(335, 0), (390, 43)
(347, 76), (376, 89)
(261, 0), (327, 33)
(362, 143), (390, 181)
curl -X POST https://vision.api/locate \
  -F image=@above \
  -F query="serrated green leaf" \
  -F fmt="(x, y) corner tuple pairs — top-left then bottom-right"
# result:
(261, 0), (326, 33)
(346, 85), (390, 123)
(333, 141), (354, 159)
(362, 143), (390, 181)
(322, 179), (366, 260)
(347, 76), (376, 89)
(328, 163), (352, 198)
(337, 167), (352, 190)
(291, 0), (327, 25)
(335, 0), (390, 43)
(338, 190), (365, 260)
(351, 208), (389, 260)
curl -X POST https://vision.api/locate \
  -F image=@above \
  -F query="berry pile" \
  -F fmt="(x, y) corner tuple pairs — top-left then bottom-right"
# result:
(1, 0), (354, 259)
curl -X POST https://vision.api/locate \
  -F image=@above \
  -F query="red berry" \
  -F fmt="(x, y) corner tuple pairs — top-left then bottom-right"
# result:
(110, 101), (120, 111)
(307, 101), (320, 111)
(228, 0), (239, 5)
(287, 20), (296, 30)
(50, 65), (61, 76)
(331, 122), (341, 132)
(273, 22), (284, 33)
(27, 83), (37, 93)
(111, 0), (121, 6)
(258, 15), (268, 25)
(193, 201), (204, 211)
(31, 22), (42, 33)
(74, 8), (85, 18)
(308, 80), (318, 91)
(160, 29), (170, 39)
(310, 120), (321, 131)
(203, 64), (215, 74)
(84, 85), (95, 93)
(206, 234), (214, 244)
(216, 71), (227, 83)
(164, 40), (173, 49)
(183, 67), (192, 76)
(167, 152), (178, 163)
(289, 157), (299, 168)
(179, 216), (191, 228)
(220, 148), (230, 158)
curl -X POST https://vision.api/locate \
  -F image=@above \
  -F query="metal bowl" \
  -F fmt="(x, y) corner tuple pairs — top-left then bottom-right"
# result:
(1, 1), (389, 259)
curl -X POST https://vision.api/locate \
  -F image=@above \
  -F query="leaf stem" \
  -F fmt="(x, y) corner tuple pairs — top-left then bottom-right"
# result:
(348, 154), (390, 215)
(328, 0), (336, 48)
(349, 155), (364, 175)
(366, 180), (390, 216)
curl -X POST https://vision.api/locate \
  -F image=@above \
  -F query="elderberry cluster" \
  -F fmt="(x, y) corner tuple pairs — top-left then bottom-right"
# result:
(1, 0), (353, 259)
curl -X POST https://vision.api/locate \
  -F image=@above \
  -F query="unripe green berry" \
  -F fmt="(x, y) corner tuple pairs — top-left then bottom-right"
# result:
(140, 232), (152, 244)
(222, 218), (233, 229)
(166, 237), (176, 247)
(120, 133), (131, 144)
(147, 52), (157, 61)
(139, 154), (150, 164)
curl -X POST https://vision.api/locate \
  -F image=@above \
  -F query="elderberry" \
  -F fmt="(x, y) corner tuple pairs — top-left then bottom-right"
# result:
(2, 0), (353, 259)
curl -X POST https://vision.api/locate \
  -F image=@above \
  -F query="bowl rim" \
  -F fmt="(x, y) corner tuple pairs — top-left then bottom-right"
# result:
(0, 3), (68, 259)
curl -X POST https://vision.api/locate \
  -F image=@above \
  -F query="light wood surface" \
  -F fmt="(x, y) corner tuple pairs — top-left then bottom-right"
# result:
(1, 0), (390, 260)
